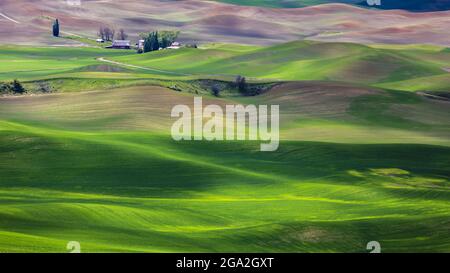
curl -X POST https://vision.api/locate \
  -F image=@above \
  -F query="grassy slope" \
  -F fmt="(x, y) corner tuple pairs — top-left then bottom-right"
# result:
(0, 84), (449, 252)
(110, 41), (450, 90)
(0, 46), (137, 82)
(1, 126), (448, 252)
(0, 44), (449, 252)
(3, 41), (449, 91)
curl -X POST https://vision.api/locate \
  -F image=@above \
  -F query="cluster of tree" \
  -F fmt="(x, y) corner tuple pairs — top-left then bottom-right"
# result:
(0, 80), (26, 95)
(208, 76), (248, 97)
(235, 75), (248, 94)
(160, 31), (180, 47)
(234, 75), (271, 96)
(118, 29), (128, 40)
(141, 30), (180, 53)
(143, 32), (160, 53)
(98, 26), (128, 41)
(206, 77), (271, 97)
(98, 26), (116, 41)
(52, 19), (60, 37)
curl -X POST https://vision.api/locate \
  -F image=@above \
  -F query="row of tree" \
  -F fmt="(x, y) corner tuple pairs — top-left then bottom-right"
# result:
(143, 32), (160, 52)
(52, 19), (128, 41)
(141, 30), (180, 53)
(52, 19), (180, 52)
(98, 26), (128, 41)
(0, 80), (26, 95)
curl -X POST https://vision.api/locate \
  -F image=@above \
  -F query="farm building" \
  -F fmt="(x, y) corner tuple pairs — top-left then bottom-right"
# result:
(137, 39), (145, 50)
(167, 42), (181, 49)
(111, 40), (131, 49)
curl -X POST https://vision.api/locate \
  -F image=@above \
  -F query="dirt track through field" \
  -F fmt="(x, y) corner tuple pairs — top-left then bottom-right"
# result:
(96, 57), (191, 76)
(96, 57), (269, 81)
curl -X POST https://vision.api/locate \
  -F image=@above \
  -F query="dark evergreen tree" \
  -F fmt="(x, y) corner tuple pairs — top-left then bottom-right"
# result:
(235, 75), (242, 88)
(238, 76), (247, 94)
(143, 38), (150, 53)
(152, 31), (159, 51)
(143, 33), (153, 53)
(53, 19), (60, 37)
(211, 85), (221, 97)
(12, 80), (25, 94)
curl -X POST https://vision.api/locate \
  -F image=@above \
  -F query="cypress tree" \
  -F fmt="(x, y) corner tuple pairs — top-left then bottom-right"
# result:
(152, 31), (159, 51)
(53, 19), (60, 37)
(143, 33), (152, 53)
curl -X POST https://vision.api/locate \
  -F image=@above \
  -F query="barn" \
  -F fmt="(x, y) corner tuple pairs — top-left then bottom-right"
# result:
(111, 40), (131, 49)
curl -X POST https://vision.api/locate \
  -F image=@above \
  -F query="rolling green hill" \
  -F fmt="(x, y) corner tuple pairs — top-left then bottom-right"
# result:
(110, 41), (450, 90)
(1, 84), (449, 252)
(2, 41), (449, 92)
(0, 46), (137, 82)
(0, 43), (449, 252)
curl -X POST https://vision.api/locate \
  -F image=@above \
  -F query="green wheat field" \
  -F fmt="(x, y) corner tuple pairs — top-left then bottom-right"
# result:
(0, 40), (449, 252)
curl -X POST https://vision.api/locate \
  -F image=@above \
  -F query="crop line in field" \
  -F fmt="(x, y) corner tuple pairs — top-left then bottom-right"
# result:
(0, 12), (20, 24)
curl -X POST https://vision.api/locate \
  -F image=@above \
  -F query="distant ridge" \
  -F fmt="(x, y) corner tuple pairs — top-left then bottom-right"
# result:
(358, 0), (450, 12)
(214, 0), (450, 11)
(1, 0), (449, 46)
